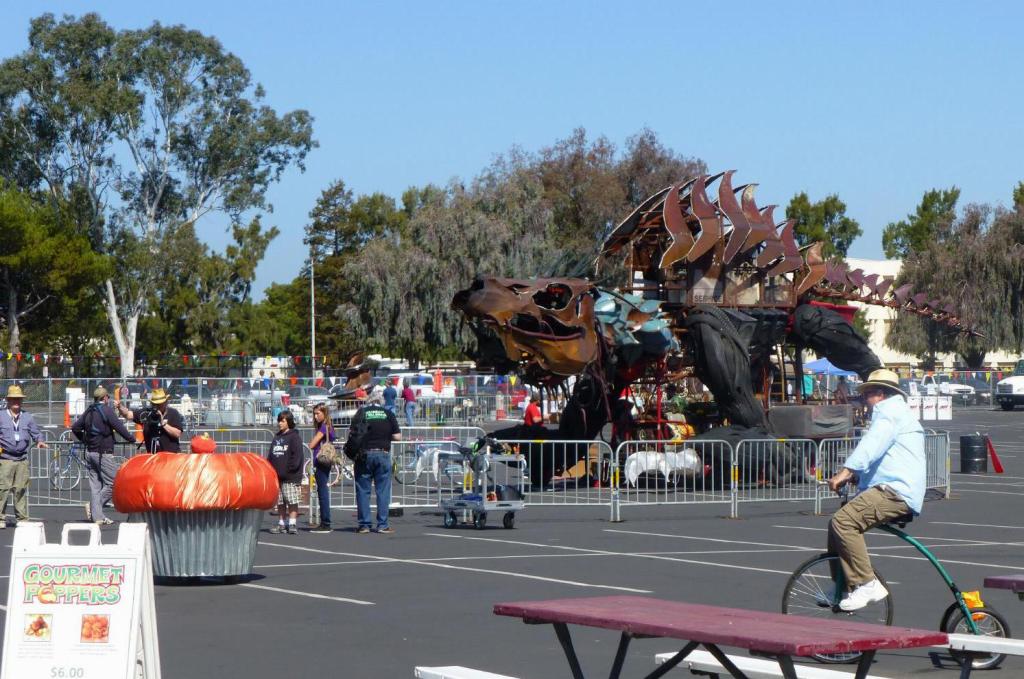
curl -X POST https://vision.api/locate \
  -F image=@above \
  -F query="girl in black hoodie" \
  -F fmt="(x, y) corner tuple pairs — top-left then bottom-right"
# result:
(268, 411), (304, 534)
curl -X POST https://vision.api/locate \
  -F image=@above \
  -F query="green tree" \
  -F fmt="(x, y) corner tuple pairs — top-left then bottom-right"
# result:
(886, 201), (1024, 368)
(1013, 181), (1024, 210)
(784, 192), (863, 259)
(881, 187), (960, 259)
(0, 14), (314, 377)
(0, 183), (106, 370)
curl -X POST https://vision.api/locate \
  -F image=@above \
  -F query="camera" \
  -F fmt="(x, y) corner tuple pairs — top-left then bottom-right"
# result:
(140, 408), (163, 426)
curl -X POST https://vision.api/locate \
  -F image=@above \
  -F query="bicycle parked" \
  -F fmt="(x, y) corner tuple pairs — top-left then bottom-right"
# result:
(48, 442), (87, 491)
(782, 485), (1010, 669)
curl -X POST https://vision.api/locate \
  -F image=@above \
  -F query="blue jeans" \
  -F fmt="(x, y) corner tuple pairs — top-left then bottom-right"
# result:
(314, 465), (332, 527)
(355, 451), (392, 529)
(404, 401), (416, 427)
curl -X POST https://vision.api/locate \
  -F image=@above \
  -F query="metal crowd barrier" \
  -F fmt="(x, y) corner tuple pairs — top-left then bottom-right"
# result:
(493, 439), (614, 506)
(733, 438), (819, 505)
(613, 439), (732, 510)
(28, 440), (138, 507)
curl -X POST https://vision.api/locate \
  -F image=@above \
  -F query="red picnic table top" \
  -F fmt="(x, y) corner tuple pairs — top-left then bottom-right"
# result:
(984, 575), (1024, 593)
(494, 595), (948, 658)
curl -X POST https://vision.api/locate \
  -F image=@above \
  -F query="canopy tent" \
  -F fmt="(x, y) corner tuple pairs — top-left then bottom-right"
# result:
(804, 357), (858, 377)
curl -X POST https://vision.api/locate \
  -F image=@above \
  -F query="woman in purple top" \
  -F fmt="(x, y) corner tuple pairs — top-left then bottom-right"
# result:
(402, 381), (417, 427)
(309, 404), (338, 533)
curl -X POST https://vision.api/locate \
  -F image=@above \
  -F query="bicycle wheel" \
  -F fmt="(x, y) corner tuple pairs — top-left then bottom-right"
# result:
(945, 605), (1010, 670)
(49, 452), (83, 491)
(391, 453), (415, 485)
(781, 554), (894, 663)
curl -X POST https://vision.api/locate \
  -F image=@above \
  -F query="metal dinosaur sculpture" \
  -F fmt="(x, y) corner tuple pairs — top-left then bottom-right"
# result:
(452, 171), (969, 477)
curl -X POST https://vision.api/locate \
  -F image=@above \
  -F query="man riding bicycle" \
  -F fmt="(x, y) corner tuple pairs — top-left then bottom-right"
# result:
(827, 369), (925, 611)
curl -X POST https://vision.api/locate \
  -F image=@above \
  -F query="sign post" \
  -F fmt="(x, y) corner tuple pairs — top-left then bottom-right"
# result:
(1, 523), (160, 679)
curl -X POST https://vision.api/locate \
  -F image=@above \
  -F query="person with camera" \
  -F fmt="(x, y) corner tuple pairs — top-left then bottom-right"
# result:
(115, 388), (184, 453)
(349, 392), (401, 534)
(72, 387), (134, 525)
(0, 385), (46, 527)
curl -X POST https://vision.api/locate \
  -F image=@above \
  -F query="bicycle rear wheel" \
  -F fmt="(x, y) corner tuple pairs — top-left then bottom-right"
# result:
(48, 453), (83, 491)
(781, 554), (894, 663)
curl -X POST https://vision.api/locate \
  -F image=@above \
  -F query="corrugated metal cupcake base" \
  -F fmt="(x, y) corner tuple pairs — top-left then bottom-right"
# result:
(141, 509), (263, 577)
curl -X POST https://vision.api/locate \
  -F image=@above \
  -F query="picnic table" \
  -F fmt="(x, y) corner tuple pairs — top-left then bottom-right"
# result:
(984, 574), (1024, 600)
(493, 595), (948, 679)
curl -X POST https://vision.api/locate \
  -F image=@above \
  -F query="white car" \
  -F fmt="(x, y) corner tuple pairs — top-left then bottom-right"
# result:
(996, 360), (1024, 411)
(920, 375), (975, 401)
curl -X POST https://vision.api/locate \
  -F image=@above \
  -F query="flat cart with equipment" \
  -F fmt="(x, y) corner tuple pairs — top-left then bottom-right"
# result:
(440, 439), (526, 529)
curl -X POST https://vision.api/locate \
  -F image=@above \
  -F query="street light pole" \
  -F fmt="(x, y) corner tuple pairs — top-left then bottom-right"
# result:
(310, 255), (316, 378)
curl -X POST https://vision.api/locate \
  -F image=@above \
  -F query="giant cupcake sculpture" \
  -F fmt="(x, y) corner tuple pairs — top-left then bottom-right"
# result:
(113, 435), (278, 578)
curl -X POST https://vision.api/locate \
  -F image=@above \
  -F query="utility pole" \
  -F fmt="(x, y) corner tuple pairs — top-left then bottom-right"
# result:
(310, 256), (317, 377)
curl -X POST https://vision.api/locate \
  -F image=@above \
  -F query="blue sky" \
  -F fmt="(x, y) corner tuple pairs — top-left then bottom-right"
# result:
(4, 2), (1023, 297)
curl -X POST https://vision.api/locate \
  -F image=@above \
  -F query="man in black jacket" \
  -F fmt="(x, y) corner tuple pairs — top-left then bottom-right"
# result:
(72, 387), (135, 525)
(350, 393), (401, 534)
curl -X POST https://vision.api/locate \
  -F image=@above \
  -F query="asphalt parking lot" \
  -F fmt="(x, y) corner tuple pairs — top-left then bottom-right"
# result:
(2, 405), (1023, 679)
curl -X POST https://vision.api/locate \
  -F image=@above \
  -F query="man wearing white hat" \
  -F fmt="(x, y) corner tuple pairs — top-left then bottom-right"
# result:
(0, 385), (47, 526)
(827, 368), (925, 611)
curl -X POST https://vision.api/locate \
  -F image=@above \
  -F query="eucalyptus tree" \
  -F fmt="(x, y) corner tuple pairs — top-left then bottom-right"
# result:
(0, 13), (314, 376)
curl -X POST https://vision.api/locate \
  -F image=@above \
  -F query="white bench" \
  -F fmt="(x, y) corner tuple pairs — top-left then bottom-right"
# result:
(944, 633), (1024, 677)
(415, 667), (521, 679)
(654, 650), (890, 678)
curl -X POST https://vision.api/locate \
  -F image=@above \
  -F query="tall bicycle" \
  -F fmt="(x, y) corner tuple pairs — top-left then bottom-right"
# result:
(782, 486), (1009, 669)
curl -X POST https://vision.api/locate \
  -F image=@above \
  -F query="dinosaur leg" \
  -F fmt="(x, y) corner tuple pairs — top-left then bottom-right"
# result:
(683, 305), (768, 429)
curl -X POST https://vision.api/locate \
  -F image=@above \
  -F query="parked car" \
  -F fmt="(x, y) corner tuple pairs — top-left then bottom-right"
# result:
(920, 374), (974, 404)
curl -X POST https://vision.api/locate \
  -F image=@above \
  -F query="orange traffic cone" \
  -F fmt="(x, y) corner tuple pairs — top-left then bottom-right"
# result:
(135, 423), (144, 444)
(64, 403), (70, 428)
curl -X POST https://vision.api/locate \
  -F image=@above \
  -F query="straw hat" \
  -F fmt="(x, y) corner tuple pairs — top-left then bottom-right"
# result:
(5, 385), (25, 399)
(857, 369), (908, 398)
(149, 388), (169, 405)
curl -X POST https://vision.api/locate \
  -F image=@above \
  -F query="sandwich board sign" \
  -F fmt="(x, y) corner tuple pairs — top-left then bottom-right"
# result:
(1, 522), (160, 679)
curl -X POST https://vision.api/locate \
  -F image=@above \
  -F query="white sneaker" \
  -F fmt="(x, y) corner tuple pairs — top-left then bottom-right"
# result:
(839, 579), (889, 611)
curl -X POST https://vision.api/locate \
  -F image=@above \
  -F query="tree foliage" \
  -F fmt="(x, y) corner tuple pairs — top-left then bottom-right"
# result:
(0, 182), (106, 366)
(886, 196), (1024, 368)
(785, 192), (862, 259)
(0, 13), (314, 375)
(881, 187), (960, 259)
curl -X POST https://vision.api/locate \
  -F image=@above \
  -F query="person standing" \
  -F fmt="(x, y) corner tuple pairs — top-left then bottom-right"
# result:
(350, 393), (401, 533)
(115, 388), (184, 453)
(382, 378), (398, 415)
(267, 411), (304, 534)
(401, 380), (417, 427)
(72, 387), (134, 525)
(0, 385), (46, 527)
(827, 369), (925, 611)
(524, 394), (544, 427)
(309, 404), (338, 533)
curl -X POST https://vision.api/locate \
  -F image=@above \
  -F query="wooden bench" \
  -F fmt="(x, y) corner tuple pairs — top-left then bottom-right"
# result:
(494, 595), (947, 679)
(984, 574), (1024, 601)
(654, 649), (890, 678)
(414, 667), (521, 679)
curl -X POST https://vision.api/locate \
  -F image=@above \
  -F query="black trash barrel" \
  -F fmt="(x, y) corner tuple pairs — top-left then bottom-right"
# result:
(960, 435), (988, 474)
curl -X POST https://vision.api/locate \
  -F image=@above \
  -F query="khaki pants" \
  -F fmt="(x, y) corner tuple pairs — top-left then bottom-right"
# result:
(828, 485), (909, 588)
(0, 458), (30, 522)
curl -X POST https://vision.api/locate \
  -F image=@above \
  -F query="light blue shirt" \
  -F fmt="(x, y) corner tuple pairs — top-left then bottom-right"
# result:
(844, 394), (926, 513)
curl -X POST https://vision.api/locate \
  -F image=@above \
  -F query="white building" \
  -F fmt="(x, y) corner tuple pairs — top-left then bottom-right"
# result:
(844, 258), (1020, 371)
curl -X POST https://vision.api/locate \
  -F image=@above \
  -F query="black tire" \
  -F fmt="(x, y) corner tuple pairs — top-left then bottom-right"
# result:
(503, 512), (515, 529)
(945, 605), (1010, 670)
(473, 512), (487, 530)
(443, 512), (456, 529)
(781, 554), (894, 664)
